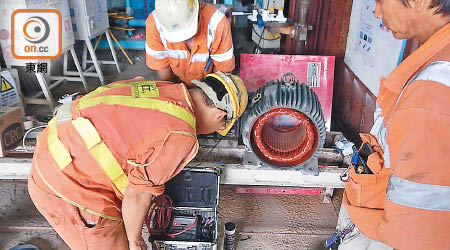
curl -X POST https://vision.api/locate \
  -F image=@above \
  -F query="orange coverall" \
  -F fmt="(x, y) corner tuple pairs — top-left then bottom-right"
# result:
(28, 79), (198, 250)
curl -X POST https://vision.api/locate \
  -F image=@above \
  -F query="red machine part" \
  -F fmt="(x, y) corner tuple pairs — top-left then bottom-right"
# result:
(251, 108), (318, 167)
(235, 187), (323, 195)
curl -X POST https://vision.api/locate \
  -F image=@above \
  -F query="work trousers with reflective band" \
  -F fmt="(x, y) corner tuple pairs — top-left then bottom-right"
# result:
(336, 204), (392, 250)
(28, 174), (129, 250)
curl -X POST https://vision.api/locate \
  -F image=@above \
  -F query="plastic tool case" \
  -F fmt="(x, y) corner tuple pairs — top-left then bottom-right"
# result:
(149, 166), (220, 250)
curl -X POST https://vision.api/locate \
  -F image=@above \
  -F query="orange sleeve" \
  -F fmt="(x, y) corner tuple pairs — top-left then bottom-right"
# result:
(127, 133), (197, 195)
(387, 80), (450, 185)
(146, 13), (170, 71)
(210, 17), (235, 73)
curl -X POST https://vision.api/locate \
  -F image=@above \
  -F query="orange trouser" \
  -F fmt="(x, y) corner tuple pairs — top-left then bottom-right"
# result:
(28, 173), (129, 250)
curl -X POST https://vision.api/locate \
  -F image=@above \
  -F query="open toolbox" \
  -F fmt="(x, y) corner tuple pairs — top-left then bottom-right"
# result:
(148, 166), (220, 250)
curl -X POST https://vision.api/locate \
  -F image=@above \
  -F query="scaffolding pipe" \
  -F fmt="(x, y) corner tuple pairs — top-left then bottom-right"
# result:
(293, 0), (311, 54)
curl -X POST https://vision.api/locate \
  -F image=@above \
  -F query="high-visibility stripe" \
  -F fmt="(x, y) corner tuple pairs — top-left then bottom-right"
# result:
(148, 14), (188, 60)
(167, 49), (188, 59)
(70, 117), (129, 194)
(72, 118), (101, 149)
(77, 81), (194, 130)
(145, 43), (168, 59)
(386, 175), (450, 211)
(152, 13), (169, 50)
(207, 9), (225, 49)
(181, 83), (194, 113)
(190, 53), (210, 63)
(90, 142), (129, 194)
(210, 47), (234, 62)
(409, 61), (450, 87)
(34, 161), (122, 221)
(47, 118), (72, 170)
(80, 81), (144, 101)
(47, 116), (128, 195)
(370, 61), (450, 168)
(77, 95), (196, 131)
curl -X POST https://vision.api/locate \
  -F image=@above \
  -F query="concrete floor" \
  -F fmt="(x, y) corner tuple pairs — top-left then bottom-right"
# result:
(0, 34), (344, 250)
(0, 182), (343, 250)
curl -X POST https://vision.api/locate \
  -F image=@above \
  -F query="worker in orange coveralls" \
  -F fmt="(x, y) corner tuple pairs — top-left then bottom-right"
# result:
(28, 72), (247, 250)
(331, 0), (450, 250)
(145, 0), (235, 85)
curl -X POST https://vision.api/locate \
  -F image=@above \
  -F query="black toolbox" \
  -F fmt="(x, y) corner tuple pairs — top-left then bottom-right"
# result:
(148, 166), (220, 250)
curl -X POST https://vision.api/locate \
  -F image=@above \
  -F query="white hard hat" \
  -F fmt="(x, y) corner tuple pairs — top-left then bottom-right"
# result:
(155, 0), (199, 43)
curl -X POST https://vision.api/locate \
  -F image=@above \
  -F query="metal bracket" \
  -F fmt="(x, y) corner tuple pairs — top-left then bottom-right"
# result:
(243, 148), (319, 175)
(323, 187), (334, 203)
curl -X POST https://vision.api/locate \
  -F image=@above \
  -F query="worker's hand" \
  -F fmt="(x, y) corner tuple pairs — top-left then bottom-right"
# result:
(129, 236), (148, 250)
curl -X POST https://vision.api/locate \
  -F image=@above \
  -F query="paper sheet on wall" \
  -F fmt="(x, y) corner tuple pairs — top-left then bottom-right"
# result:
(0, 71), (20, 107)
(344, 0), (407, 96)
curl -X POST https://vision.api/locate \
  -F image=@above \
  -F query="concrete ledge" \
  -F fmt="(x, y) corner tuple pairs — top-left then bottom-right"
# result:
(0, 157), (32, 180)
(218, 164), (345, 188)
(0, 158), (345, 188)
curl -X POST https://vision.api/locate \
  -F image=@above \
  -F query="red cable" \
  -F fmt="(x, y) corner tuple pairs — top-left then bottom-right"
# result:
(145, 195), (197, 238)
(145, 195), (172, 235)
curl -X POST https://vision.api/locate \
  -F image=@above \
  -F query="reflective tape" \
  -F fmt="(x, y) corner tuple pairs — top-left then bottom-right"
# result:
(77, 95), (196, 131)
(210, 47), (234, 62)
(387, 175), (450, 211)
(90, 142), (129, 194)
(145, 43), (168, 59)
(72, 118), (101, 149)
(46, 116), (129, 194)
(181, 83), (194, 112)
(409, 61), (450, 87)
(72, 117), (129, 194)
(207, 9), (225, 49)
(370, 61), (450, 168)
(167, 49), (188, 59)
(152, 13), (168, 49)
(190, 53), (210, 63)
(80, 81), (143, 101)
(47, 118), (72, 170)
(152, 13), (189, 60)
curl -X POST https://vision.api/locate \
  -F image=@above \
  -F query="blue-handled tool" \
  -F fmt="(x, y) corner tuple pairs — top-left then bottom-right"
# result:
(204, 57), (212, 71)
(256, 14), (264, 28)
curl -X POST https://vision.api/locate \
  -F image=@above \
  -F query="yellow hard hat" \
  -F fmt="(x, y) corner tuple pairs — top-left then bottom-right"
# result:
(192, 72), (248, 136)
(155, 0), (199, 43)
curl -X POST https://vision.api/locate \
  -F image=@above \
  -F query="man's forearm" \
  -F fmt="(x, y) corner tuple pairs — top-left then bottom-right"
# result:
(122, 186), (153, 243)
(157, 67), (176, 82)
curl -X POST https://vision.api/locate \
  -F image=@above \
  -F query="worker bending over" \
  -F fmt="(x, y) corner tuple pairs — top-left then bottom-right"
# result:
(146, 0), (234, 85)
(28, 73), (247, 250)
(334, 0), (450, 249)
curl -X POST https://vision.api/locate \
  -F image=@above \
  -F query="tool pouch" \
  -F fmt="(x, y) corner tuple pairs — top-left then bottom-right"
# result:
(345, 133), (391, 209)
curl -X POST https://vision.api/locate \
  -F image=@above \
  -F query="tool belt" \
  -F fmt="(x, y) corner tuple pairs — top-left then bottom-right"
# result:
(344, 133), (391, 209)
